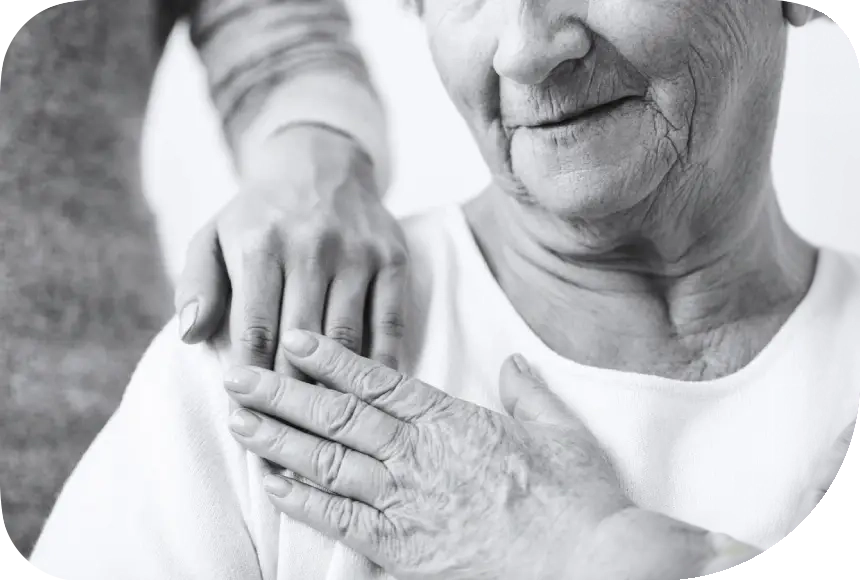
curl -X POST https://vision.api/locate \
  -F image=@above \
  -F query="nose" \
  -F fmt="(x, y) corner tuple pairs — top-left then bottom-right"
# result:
(493, 0), (592, 86)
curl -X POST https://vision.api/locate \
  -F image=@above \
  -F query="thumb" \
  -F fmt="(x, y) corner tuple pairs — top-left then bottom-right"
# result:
(174, 225), (229, 344)
(499, 354), (581, 427)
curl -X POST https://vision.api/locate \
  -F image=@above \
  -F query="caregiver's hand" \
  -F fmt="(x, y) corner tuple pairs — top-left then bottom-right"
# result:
(175, 125), (408, 374)
(223, 331), (753, 580)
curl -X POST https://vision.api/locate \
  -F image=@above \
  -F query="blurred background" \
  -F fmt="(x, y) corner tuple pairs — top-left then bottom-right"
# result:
(144, 5), (860, 284)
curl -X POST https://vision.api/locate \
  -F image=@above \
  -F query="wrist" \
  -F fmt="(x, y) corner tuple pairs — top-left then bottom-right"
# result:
(240, 124), (378, 204)
(234, 73), (390, 192)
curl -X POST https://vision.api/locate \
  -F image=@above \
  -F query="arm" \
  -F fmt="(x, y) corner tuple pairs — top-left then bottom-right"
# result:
(172, 0), (408, 377)
(188, 0), (390, 190)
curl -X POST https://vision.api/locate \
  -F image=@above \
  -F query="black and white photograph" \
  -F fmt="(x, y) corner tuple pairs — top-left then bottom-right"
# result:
(2, 1), (860, 578)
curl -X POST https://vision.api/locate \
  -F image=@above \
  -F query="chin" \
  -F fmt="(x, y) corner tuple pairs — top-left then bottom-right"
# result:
(512, 151), (670, 221)
(508, 108), (678, 220)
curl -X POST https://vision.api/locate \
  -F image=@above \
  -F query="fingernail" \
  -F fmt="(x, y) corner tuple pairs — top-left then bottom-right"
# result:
(224, 367), (259, 394)
(230, 409), (261, 437)
(512, 353), (532, 375)
(281, 330), (318, 357)
(179, 301), (199, 339)
(264, 474), (292, 498)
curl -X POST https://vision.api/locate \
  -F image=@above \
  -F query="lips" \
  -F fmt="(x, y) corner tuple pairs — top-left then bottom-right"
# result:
(527, 95), (643, 129)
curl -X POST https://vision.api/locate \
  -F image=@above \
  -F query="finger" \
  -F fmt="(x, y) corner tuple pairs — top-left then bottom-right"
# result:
(324, 269), (370, 355)
(275, 263), (328, 377)
(499, 354), (586, 429)
(174, 225), (229, 343)
(367, 263), (408, 371)
(278, 330), (448, 421)
(224, 367), (406, 461)
(262, 474), (392, 563)
(229, 408), (394, 507)
(228, 244), (284, 369)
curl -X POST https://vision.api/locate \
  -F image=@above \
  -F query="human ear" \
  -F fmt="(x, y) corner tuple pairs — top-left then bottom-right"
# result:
(783, 2), (817, 27)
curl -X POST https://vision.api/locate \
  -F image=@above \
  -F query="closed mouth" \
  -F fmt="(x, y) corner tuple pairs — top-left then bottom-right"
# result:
(530, 95), (641, 129)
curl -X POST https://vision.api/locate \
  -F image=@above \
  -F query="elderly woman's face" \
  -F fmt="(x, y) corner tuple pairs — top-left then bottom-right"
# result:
(421, 0), (788, 218)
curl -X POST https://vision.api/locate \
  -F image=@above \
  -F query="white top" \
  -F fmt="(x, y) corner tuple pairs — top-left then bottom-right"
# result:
(31, 205), (860, 580)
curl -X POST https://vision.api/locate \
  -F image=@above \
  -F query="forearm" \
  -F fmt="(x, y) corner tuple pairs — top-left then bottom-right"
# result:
(187, 0), (389, 190)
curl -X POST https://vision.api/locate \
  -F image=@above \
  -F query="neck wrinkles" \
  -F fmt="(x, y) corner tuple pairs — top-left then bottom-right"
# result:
(466, 180), (817, 339)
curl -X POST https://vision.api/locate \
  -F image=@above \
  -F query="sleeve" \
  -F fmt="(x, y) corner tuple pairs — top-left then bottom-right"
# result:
(29, 320), (267, 580)
(188, 0), (391, 192)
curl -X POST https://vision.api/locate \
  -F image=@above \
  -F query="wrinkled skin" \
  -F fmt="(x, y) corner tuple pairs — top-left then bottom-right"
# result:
(175, 126), (408, 376)
(224, 332), (721, 580)
(373, 397), (625, 577)
(205, 1), (838, 577)
(419, 0), (788, 257)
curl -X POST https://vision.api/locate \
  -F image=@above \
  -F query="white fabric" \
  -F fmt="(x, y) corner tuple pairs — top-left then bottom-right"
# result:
(31, 204), (860, 580)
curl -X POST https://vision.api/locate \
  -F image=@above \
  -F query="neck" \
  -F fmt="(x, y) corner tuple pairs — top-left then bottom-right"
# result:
(464, 181), (817, 379)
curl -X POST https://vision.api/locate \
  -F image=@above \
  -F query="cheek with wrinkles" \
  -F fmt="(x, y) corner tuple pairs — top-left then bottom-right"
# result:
(423, 0), (783, 200)
(429, 28), (516, 180)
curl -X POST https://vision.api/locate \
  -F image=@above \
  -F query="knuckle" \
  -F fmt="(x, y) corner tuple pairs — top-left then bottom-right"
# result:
(313, 441), (347, 490)
(346, 246), (374, 269)
(319, 347), (354, 379)
(239, 324), (277, 357)
(326, 322), (361, 353)
(323, 497), (355, 538)
(298, 249), (323, 270)
(307, 394), (329, 428)
(376, 421), (412, 462)
(384, 247), (409, 270)
(324, 394), (363, 440)
(242, 247), (281, 271)
(377, 312), (405, 339)
(266, 376), (290, 409)
(239, 226), (277, 254)
(354, 365), (408, 405)
(264, 425), (291, 456)
(295, 230), (340, 266)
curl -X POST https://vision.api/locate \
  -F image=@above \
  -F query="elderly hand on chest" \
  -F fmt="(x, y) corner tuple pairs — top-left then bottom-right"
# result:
(221, 330), (854, 580)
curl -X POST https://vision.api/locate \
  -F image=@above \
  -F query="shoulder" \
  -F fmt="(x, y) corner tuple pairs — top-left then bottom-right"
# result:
(30, 320), (264, 579)
(398, 204), (463, 256)
(118, 319), (249, 467)
(396, 203), (475, 291)
(134, 317), (225, 385)
(395, 205), (466, 371)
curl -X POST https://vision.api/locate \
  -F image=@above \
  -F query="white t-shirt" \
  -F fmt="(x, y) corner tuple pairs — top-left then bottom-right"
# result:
(31, 205), (860, 580)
